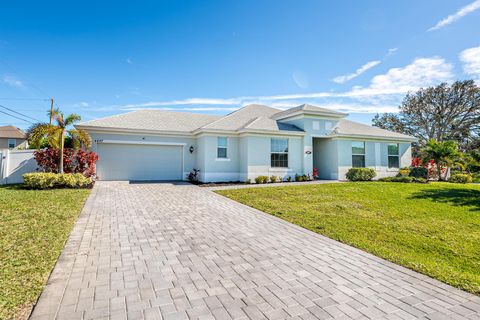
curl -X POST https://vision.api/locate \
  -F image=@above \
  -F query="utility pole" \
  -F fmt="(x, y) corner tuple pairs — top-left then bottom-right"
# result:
(49, 98), (54, 125)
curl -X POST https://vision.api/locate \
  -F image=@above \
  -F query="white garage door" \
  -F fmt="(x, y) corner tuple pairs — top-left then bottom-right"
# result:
(96, 143), (183, 181)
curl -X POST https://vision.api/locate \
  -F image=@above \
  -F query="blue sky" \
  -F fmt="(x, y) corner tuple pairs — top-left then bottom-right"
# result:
(1, 0), (479, 129)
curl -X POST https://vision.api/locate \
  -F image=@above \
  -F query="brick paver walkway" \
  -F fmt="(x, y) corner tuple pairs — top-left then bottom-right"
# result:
(30, 182), (480, 320)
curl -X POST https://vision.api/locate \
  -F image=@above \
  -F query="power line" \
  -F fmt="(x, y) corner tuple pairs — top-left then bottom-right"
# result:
(0, 109), (34, 124)
(0, 104), (41, 122)
(0, 97), (49, 101)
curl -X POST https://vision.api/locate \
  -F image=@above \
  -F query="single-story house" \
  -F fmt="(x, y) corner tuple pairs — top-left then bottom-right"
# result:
(76, 104), (416, 182)
(0, 125), (27, 149)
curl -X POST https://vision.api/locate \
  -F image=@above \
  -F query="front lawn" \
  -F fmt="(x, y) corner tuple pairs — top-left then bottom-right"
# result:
(217, 182), (480, 294)
(0, 185), (90, 320)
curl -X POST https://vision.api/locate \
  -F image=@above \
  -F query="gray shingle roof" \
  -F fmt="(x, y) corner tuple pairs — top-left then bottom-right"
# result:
(272, 103), (347, 119)
(332, 119), (417, 141)
(77, 104), (416, 141)
(200, 104), (281, 131)
(0, 125), (26, 139)
(77, 110), (222, 133)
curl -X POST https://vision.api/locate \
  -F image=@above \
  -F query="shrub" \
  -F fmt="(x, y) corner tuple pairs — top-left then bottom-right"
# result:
(346, 168), (376, 181)
(23, 173), (92, 189)
(449, 174), (473, 184)
(295, 174), (302, 182)
(270, 175), (278, 183)
(286, 176), (292, 182)
(413, 177), (428, 183)
(378, 177), (394, 182)
(394, 176), (414, 183)
(34, 148), (99, 177)
(409, 167), (429, 179)
(255, 176), (268, 184)
(473, 173), (480, 183)
(245, 178), (251, 184)
(398, 168), (410, 177)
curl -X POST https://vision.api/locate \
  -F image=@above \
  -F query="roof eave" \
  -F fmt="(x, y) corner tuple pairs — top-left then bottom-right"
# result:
(331, 133), (417, 142)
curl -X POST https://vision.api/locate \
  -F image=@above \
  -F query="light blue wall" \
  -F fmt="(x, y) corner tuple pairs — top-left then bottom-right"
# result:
(279, 116), (341, 176)
(313, 139), (338, 180)
(88, 132), (196, 177)
(336, 139), (412, 179)
(199, 135), (242, 181)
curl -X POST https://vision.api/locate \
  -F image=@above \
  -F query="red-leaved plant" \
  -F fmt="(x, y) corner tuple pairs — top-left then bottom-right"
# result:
(34, 148), (99, 177)
(313, 167), (319, 179)
(411, 157), (447, 179)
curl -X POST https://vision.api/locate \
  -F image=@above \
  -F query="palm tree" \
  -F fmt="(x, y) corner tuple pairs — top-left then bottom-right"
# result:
(28, 108), (91, 173)
(423, 139), (459, 181)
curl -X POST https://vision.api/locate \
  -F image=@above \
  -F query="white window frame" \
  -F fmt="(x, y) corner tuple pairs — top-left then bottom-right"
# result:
(388, 143), (400, 169)
(217, 137), (228, 159)
(352, 141), (366, 168)
(271, 138), (289, 168)
(8, 138), (16, 149)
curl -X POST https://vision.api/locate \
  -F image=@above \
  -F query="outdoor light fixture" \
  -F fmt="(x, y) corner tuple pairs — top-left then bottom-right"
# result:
(189, 145), (195, 153)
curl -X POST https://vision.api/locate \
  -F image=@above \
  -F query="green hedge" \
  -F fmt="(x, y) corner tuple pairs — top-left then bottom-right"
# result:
(23, 173), (93, 189)
(409, 167), (429, 179)
(449, 174), (473, 184)
(378, 176), (427, 183)
(346, 168), (376, 181)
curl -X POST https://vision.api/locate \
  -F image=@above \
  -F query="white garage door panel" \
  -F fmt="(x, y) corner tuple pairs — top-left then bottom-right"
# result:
(97, 143), (183, 181)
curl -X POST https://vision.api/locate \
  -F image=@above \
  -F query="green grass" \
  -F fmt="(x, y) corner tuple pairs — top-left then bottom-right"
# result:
(0, 185), (90, 320)
(217, 182), (480, 295)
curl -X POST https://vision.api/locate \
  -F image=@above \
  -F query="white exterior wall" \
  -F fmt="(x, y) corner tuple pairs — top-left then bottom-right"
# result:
(0, 149), (37, 184)
(198, 135), (242, 182)
(313, 139), (339, 180)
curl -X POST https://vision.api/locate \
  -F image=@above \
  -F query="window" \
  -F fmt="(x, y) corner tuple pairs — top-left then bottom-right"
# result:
(8, 139), (16, 149)
(388, 143), (399, 169)
(217, 137), (228, 158)
(352, 141), (365, 167)
(271, 138), (288, 168)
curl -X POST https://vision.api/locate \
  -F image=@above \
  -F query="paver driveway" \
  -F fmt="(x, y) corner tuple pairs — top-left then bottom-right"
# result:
(31, 182), (480, 320)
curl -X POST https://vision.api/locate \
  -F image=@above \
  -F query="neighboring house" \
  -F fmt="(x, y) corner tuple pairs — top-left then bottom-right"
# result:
(0, 125), (27, 149)
(76, 104), (416, 182)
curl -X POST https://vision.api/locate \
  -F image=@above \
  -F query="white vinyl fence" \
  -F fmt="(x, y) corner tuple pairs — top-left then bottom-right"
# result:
(0, 149), (38, 185)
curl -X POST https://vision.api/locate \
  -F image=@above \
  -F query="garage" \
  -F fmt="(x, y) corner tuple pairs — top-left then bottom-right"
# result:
(96, 142), (184, 181)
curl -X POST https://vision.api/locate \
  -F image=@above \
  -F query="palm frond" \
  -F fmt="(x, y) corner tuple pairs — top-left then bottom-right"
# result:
(68, 128), (92, 149)
(65, 113), (82, 126)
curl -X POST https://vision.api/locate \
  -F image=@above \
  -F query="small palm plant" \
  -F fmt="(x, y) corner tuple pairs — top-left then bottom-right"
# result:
(28, 108), (91, 173)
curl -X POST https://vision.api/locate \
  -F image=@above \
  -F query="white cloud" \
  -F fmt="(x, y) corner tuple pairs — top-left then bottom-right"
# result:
(98, 57), (454, 115)
(459, 45), (480, 78)
(428, 0), (480, 31)
(387, 48), (398, 55)
(332, 60), (381, 84)
(348, 57), (454, 96)
(2, 74), (24, 88)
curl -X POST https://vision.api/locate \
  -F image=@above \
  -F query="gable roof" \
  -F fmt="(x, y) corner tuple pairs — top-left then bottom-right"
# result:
(77, 104), (416, 141)
(0, 125), (26, 139)
(272, 104), (347, 120)
(198, 104), (282, 131)
(77, 110), (222, 133)
(332, 119), (417, 141)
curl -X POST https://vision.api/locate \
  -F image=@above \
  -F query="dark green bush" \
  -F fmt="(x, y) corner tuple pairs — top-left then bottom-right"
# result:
(286, 176), (292, 182)
(270, 175), (278, 183)
(449, 174), (473, 184)
(378, 177), (394, 182)
(394, 176), (414, 183)
(346, 168), (376, 181)
(409, 167), (429, 179)
(23, 173), (92, 189)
